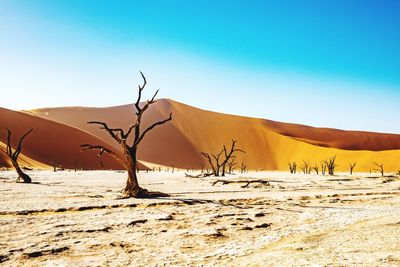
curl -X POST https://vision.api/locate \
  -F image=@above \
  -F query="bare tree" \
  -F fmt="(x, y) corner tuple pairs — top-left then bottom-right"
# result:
(349, 162), (356, 175)
(240, 161), (247, 173)
(221, 140), (245, 176)
(288, 162), (297, 174)
(300, 160), (312, 174)
(227, 156), (237, 174)
(312, 163), (320, 175)
(2, 128), (33, 183)
(81, 72), (172, 198)
(201, 150), (224, 176)
(73, 160), (80, 172)
(201, 140), (244, 177)
(323, 156), (337, 176)
(321, 162), (327, 175)
(373, 162), (384, 176)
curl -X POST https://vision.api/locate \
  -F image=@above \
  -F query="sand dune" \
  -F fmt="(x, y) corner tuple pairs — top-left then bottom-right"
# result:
(27, 99), (400, 172)
(0, 142), (49, 170)
(0, 107), (127, 170)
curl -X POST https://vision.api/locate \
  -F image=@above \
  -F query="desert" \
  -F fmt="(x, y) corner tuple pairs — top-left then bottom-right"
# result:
(1, 170), (400, 266)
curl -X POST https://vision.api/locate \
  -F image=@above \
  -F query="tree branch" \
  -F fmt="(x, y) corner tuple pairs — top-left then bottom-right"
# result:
(134, 112), (172, 147)
(87, 121), (124, 143)
(13, 128), (33, 159)
(80, 144), (126, 167)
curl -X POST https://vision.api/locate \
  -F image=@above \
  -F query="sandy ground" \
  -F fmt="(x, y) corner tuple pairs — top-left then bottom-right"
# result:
(0, 170), (400, 266)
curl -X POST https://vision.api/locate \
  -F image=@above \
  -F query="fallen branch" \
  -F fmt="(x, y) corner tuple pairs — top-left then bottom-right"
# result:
(212, 179), (270, 188)
(185, 172), (213, 178)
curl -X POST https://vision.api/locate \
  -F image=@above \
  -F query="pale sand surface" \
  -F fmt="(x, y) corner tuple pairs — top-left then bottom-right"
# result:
(1, 171), (400, 266)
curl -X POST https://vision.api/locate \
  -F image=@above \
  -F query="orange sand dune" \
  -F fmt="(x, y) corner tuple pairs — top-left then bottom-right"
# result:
(0, 107), (127, 170)
(28, 99), (400, 172)
(0, 142), (49, 169)
(261, 119), (400, 151)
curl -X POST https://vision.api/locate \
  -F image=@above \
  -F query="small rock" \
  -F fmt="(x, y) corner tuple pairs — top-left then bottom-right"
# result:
(241, 226), (253, 231)
(255, 223), (271, 229)
(127, 219), (147, 226)
(254, 213), (265, 217)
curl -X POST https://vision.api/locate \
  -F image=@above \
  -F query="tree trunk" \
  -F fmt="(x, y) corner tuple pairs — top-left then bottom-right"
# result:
(122, 148), (144, 197)
(11, 160), (31, 183)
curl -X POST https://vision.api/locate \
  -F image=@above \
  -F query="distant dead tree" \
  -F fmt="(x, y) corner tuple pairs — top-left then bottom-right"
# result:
(240, 161), (247, 173)
(73, 160), (80, 172)
(349, 162), (356, 175)
(227, 156), (237, 174)
(201, 140), (244, 177)
(323, 156), (337, 176)
(288, 162), (297, 174)
(373, 162), (384, 176)
(81, 72), (172, 198)
(201, 150), (224, 176)
(312, 164), (320, 175)
(321, 162), (327, 175)
(2, 128), (33, 183)
(300, 160), (312, 174)
(221, 140), (245, 176)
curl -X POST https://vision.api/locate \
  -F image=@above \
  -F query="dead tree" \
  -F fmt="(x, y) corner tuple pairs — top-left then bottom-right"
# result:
(288, 162), (297, 174)
(201, 150), (224, 176)
(2, 128), (33, 183)
(373, 162), (384, 176)
(240, 161), (247, 173)
(321, 163), (327, 175)
(221, 140), (245, 176)
(349, 162), (356, 175)
(227, 156), (237, 174)
(81, 72), (172, 198)
(312, 164), (319, 175)
(300, 160), (312, 174)
(323, 156), (337, 176)
(73, 160), (80, 172)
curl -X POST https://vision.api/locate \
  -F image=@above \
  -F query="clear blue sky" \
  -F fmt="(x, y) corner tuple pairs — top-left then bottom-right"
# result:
(0, 0), (399, 133)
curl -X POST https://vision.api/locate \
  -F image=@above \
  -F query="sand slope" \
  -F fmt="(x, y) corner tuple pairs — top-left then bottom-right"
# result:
(27, 99), (400, 172)
(0, 107), (125, 170)
(0, 142), (49, 169)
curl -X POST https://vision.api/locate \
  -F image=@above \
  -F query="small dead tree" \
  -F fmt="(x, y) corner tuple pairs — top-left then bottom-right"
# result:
(312, 164), (319, 175)
(323, 156), (337, 176)
(221, 140), (245, 176)
(300, 160), (312, 174)
(201, 140), (244, 177)
(240, 161), (247, 173)
(81, 72), (172, 198)
(321, 162), (327, 175)
(227, 156), (237, 174)
(349, 162), (356, 175)
(73, 160), (80, 172)
(373, 162), (384, 176)
(288, 162), (297, 174)
(201, 150), (224, 176)
(2, 128), (33, 183)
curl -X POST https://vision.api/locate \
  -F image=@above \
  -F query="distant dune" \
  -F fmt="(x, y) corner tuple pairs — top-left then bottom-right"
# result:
(26, 99), (400, 172)
(0, 107), (127, 170)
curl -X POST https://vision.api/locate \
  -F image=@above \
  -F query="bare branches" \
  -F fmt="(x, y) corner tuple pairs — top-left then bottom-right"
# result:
(349, 162), (356, 175)
(80, 144), (126, 167)
(288, 162), (297, 174)
(87, 121), (123, 143)
(323, 156), (337, 176)
(13, 128), (33, 159)
(300, 160), (312, 174)
(3, 128), (33, 183)
(5, 127), (33, 160)
(134, 112), (172, 147)
(373, 162), (384, 176)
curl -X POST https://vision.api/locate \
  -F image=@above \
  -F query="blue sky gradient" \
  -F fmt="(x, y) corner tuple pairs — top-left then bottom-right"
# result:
(0, 0), (399, 133)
